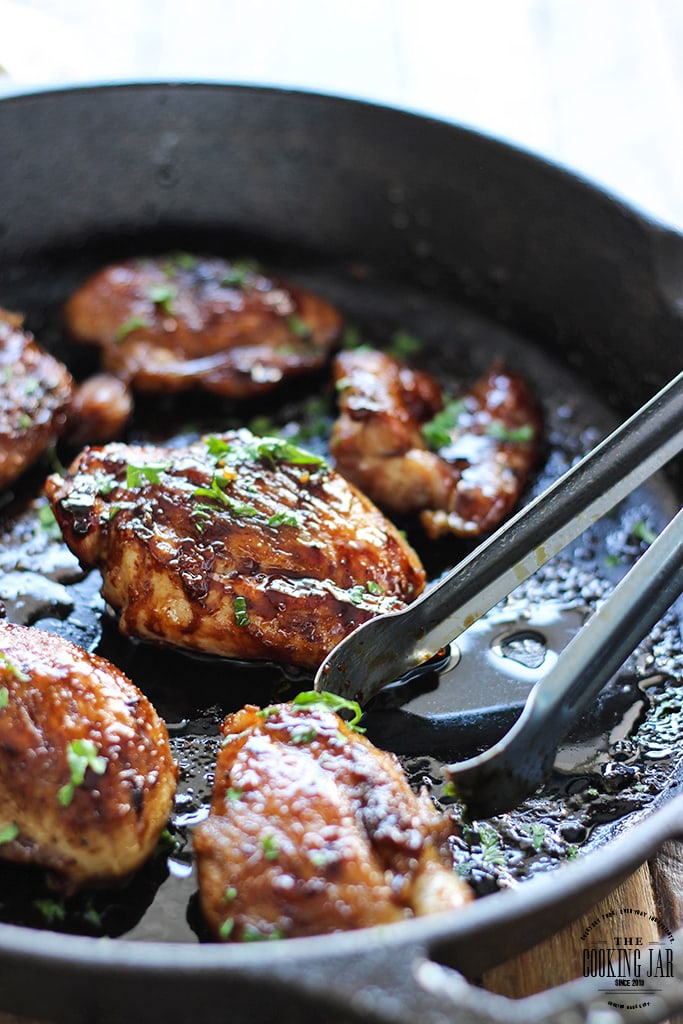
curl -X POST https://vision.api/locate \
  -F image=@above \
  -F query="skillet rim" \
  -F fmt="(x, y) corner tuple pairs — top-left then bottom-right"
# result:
(0, 79), (681, 1001)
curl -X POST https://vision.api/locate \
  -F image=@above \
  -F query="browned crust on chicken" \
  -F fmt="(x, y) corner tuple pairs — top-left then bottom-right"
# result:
(44, 430), (425, 670)
(193, 702), (472, 940)
(0, 312), (74, 489)
(63, 255), (343, 398)
(331, 350), (542, 538)
(0, 622), (177, 892)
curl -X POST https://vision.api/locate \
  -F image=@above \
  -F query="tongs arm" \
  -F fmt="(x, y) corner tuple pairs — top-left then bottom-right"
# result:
(446, 501), (683, 817)
(315, 371), (683, 704)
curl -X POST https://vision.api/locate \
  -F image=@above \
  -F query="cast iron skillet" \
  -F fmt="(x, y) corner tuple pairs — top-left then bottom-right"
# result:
(0, 83), (682, 1024)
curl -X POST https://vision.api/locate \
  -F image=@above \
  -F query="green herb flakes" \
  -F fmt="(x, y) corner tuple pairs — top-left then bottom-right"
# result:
(290, 724), (318, 745)
(485, 421), (535, 443)
(0, 687), (8, 709)
(115, 315), (152, 341)
(126, 461), (170, 488)
(0, 822), (18, 844)
(286, 314), (311, 338)
(219, 917), (235, 939)
(36, 502), (62, 539)
(224, 886), (238, 903)
(0, 652), (29, 683)
(292, 690), (364, 730)
(267, 511), (299, 529)
(32, 898), (65, 923)
(388, 329), (422, 359)
(233, 596), (249, 627)
(58, 738), (107, 808)
(226, 787), (244, 804)
(146, 281), (177, 314)
(261, 834), (279, 860)
(421, 399), (467, 450)
(220, 259), (260, 288)
(632, 520), (657, 546)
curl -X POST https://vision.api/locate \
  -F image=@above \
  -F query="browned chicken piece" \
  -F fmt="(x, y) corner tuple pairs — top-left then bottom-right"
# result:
(0, 310), (74, 490)
(194, 699), (472, 941)
(45, 430), (425, 671)
(63, 255), (343, 398)
(0, 621), (177, 892)
(331, 349), (542, 539)
(66, 373), (134, 446)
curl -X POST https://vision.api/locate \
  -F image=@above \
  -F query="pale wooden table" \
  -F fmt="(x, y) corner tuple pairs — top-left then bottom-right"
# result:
(0, 1), (681, 1020)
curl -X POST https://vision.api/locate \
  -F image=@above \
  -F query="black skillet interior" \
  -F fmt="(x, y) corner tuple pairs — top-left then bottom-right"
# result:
(0, 83), (682, 1021)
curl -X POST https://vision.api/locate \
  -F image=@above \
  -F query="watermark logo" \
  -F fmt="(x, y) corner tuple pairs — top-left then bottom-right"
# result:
(580, 907), (675, 1014)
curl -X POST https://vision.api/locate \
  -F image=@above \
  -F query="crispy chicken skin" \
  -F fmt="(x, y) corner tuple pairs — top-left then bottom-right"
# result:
(45, 430), (425, 670)
(331, 350), (542, 538)
(63, 255), (343, 398)
(193, 701), (472, 941)
(0, 622), (176, 892)
(0, 311), (74, 490)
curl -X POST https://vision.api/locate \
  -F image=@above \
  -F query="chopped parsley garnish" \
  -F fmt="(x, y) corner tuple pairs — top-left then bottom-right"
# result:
(226, 787), (244, 803)
(233, 596), (249, 627)
(219, 917), (235, 939)
(0, 687), (8, 709)
(632, 520), (657, 546)
(485, 421), (535, 443)
(286, 314), (311, 339)
(292, 690), (364, 730)
(388, 329), (422, 359)
(244, 436), (326, 468)
(126, 461), (170, 488)
(421, 399), (467, 449)
(205, 435), (233, 459)
(58, 738), (107, 808)
(347, 585), (366, 605)
(267, 511), (299, 528)
(163, 251), (197, 274)
(36, 502), (62, 539)
(193, 476), (259, 520)
(0, 822), (18, 844)
(115, 314), (152, 340)
(340, 324), (363, 350)
(478, 824), (506, 866)
(224, 886), (238, 902)
(32, 898), (65, 923)
(220, 258), (260, 288)
(290, 724), (318, 745)
(0, 652), (29, 683)
(261, 834), (279, 860)
(366, 580), (383, 595)
(18, 413), (31, 430)
(146, 281), (177, 314)
(530, 823), (546, 851)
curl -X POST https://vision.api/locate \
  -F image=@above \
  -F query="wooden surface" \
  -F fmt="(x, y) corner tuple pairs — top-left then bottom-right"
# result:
(0, 1), (681, 1021)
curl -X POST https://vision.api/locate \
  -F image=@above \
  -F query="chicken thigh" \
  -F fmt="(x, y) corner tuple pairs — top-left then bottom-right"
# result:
(0, 311), (74, 490)
(45, 430), (425, 670)
(64, 255), (343, 398)
(331, 349), (542, 538)
(0, 622), (176, 892)
(193, 699), (472, 941)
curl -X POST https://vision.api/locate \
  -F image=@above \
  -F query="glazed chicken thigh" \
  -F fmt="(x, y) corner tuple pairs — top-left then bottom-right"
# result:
(193, 700), (472, 941)
(45, 430), (425, 670)
(0, 311), (74, 490)
(64, 255), (343, 398)
(0, 622), (176, 892)
(331, 349), (542, 538)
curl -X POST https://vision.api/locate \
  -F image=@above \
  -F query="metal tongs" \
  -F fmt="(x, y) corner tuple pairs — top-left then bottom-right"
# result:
(315, 372), (683, 817)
